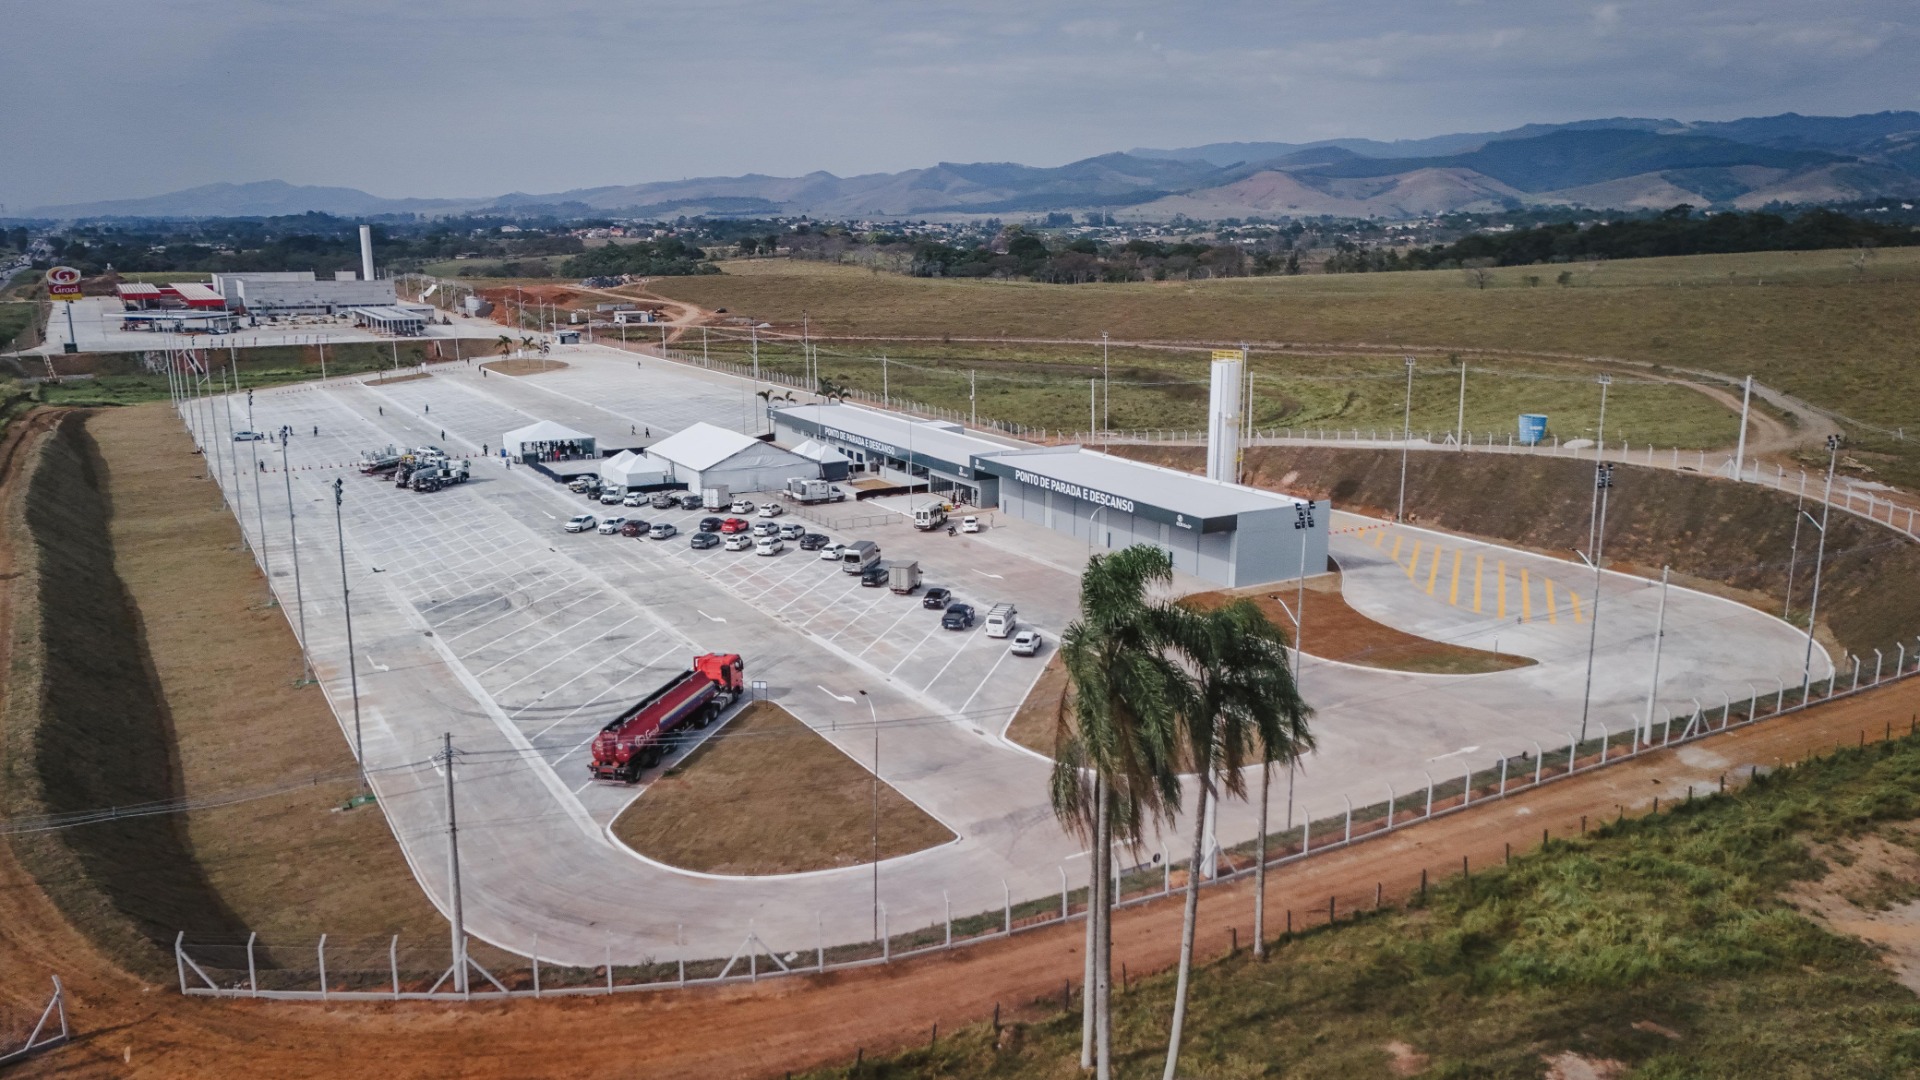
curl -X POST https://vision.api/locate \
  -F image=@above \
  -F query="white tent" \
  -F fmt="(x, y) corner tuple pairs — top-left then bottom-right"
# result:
(600, 449), (669, 489)
(504, 420), (595, 462)
(789, 438), (852, 481)
(645, 422), (816, 494)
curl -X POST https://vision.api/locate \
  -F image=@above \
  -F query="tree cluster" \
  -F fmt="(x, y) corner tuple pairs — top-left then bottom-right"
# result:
(558, 237), (718, 277)
(1390, 207), (1920, 270)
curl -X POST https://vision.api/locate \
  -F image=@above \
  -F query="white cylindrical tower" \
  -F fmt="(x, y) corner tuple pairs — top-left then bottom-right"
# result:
(1206, 352), (1243, 483)
(359, 225), (375, 281)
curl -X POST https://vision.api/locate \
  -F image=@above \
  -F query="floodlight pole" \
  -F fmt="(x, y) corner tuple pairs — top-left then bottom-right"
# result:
(1396, 357), (1415, 522)
(1731, 374), (1752, 480)
(333, 478), (365, 787)
(1455, 360), (1467, 448)
(1801, 435), (1842, 692)
(281, 434), (310, 681)
(1785, 470), (1807, 620)
(1101, 331), (1110, 440)
(444, 732), (468, 995)
(1577, 464), (1613, 742)
(861, 690), (880, 942)
(1585, 375), (1612, 560)
(1644, 566), (1669, 747)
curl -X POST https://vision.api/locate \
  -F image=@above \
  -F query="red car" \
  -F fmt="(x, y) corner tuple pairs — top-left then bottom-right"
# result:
(720, 517), (751, 534)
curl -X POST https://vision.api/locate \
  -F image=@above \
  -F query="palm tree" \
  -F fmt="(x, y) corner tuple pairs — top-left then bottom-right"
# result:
(494, 334), (513, 360)
(1052, 545), (1189, 1079)
(1161, 599), (1312, 1080)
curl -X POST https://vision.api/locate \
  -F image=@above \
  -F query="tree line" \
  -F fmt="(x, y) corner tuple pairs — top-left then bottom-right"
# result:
(558, 237), (718, 278)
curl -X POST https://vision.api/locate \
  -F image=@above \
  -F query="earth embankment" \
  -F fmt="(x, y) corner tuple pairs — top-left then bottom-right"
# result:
(1113, 444), (1920, 658)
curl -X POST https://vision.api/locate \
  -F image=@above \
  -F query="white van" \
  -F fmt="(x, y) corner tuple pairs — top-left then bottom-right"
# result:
(984, 603), (1017, 638)
(841, 540), (881, 574)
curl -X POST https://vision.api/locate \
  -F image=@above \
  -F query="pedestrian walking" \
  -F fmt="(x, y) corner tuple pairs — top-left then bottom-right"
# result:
(440, 429), (445, 441)
(379, 406), (384, 416)
(425, 403), (430, 414)
(313, 425), (318, 437)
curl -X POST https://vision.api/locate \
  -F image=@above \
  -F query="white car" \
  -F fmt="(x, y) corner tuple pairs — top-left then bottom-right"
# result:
(1010, 629), (1043, 657)
(961, 516), (981, 533)
(564, 514), (596, 533)
(231, 430), (266, 442)
(599, 489), (624, 505)
(622, 492), (646, 507)
(751, 521), (780, 537)
(758, 502), (784, 518)
(755, 536), (785, 556)
(818, 543), (846, 561)
(729, 499), (756, 514)
(724, 533), (754, 551)
(597, 516), (627, 535)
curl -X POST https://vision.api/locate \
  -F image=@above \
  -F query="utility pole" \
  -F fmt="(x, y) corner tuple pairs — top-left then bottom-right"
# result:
(1785, 470), (1807, 620)
(1396, 357), (1415, 522)
(1090, 379), (1097, 442)
(1731, 374), (1752, 480)
(1455, 359), (1467, 448)
(249, 424), (270, 581)
(281, 433), (309, 681)
(970, 369), (977, 428)
(861, 690), (880, 942)
(1585, 375), (1612, 560)
(1801, 434), (1842, 693)
(1101, 331), (1110, 437)
(333, 478), (364, 787)
(444, 732), (468, 995)
(221, 371), (246, 535)
(1577, 463), (1614, 742)
(1644, 566), (1669, 745)
(882, 354), (890, 409)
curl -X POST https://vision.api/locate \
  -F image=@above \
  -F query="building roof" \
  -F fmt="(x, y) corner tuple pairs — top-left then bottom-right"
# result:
(115, 282), (162, 298)
(790, 438), (851, 465)
(169, 282), (223, 302)
(645, 422), (766, 471)
(772, 404), (1014, 474)
(349, 305), (428, 324)
(977, 446), (1306, 521)
(504, 420), (593, 446)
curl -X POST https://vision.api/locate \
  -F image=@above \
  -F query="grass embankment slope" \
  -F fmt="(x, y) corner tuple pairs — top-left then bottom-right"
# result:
(1120, 444), (1920, 661)
(20, 341), (466, 408)
(648, 250), (1920, 482)
(612, 701), (953, 874)
(822, 725), (1920, 1080)
(1, 403), (444, 982)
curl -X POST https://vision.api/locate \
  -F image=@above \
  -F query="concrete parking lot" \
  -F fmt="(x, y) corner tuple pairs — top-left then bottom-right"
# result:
(191, 343), (1826, 965)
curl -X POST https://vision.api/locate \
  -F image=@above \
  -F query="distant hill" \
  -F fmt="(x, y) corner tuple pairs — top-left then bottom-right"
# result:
(23, 112), (1920, 222)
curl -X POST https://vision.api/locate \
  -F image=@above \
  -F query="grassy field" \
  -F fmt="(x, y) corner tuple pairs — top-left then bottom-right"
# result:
(21, 341), (458, 408)
(611, 701), (954, 875)
(688, 334), (1743, 450)
(3, 405), (448, 979)
(813, 730), (1920, 1079)
(647, 250), (1920, 479)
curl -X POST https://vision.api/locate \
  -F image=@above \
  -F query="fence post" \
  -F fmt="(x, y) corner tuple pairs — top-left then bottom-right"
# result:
(1060, 866), (1069, 921)
(532, 934), (540, 998)
(1462, 765), (1472, 806)
(247, 932), (258, 997)
(1003, 880), (1012, 935)
(1343, 795), (1352, 844)
(390, 937), (399, 1000)
(1852, 655), (1862, 693)
(817, 913), (825, 973)
(605, 942), (613, 995)
(1531, 741), (1543, 785)
(882, 906), (890, 962)
(1775, 678), (1785, 715)
(1499, 756), (1508, 797)
(945, 891), (953, 948)
(1599, 722), (1609, 764)
(318, 934), (328, 1001)
(1875, 649), (1884, 685)
(1570, 732), (1580, 770)
(1385, 781), (1396, 829)
(175, 931), (187, 995)
(1162, 848), (1170, 894)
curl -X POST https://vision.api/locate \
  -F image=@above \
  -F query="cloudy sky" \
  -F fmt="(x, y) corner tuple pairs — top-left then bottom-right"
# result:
(4, 0), (1914, 209)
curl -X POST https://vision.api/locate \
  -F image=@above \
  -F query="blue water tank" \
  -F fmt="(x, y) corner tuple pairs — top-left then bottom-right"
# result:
(1518, 414), (1548, 445)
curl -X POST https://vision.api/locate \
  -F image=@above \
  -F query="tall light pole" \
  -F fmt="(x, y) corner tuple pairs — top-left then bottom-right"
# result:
(1101, 331), (1110, 439)
(1455, 359), (1467, 448)
(1585, 375), (1613, 559)
(333, 478), (365, 787)
(1396, 357), (1415, 522)
(1643, 566), (1670, 745)
(1784, 471), (1807, 620)
(859, 689), (880, 942)
(1801, 434), (1843, 694)
(443, 731), (467, 995)
(281, 432), (310, 682)
(1577, 463), (1614, 742)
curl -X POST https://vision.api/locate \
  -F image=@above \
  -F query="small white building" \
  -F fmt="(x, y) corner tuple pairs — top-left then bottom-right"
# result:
(643, 423), (815, 494)
(504, 420), (596, 463)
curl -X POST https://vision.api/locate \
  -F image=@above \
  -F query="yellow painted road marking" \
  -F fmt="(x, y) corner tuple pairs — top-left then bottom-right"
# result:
(1449, 548), (1463, 606)
(1425, 545), (1442, 595)
(1497, 561), (1507, 617)
(1473, 554), (1484, 613)
(1543, 578), (1559, 624)
(1390, 533), (1402, 563)
(1373, 528), (1384, 548)
(1568, 590), (1584, 623)
(1406, 539), (1421, 579)
(1520, 568), (1532, 622)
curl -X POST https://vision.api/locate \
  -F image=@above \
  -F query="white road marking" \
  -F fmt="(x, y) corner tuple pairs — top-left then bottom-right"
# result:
(1429, 745), (1482, 761)
(973, 570), (1004, 579)
(957, 638), (1018, 716)
(365, 654), (390, 672)
(444, 576), (586, 641)
(508, 629), (660, 715)
(492, 615), (643, 695)
(472, 602), (622, 677)
(528, 643), (681, 740)
(697, 610), (727, 623)
(819, 686), (856, 703)
(921, 629), (985, 694)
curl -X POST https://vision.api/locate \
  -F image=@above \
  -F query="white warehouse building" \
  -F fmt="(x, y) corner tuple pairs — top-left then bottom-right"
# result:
(643, 422), (817, 494)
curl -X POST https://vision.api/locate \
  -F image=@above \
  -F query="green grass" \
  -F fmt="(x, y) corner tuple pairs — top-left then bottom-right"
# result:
(649, 250), (1920, 481)
(693, 335), (1740, 449)
(817, 736), (1920, 1079)
(28, 341), (453, 407)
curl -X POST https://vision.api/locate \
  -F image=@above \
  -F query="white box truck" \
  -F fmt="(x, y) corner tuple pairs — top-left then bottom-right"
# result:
(985, 603), (1017, 638)
(888, 560), (922, 594)
(784, 478), (847, 504)
(702, 485), (730, 512)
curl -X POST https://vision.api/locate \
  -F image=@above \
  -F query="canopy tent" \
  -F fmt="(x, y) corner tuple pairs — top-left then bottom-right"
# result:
(645, 422), (816, 494)
(600, 449), (670, 490)
(504, 420), (596, 463)
(789, 438), (852, 481)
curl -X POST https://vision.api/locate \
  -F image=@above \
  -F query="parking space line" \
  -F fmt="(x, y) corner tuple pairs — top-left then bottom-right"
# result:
(528, 642), (683, 741)
(921, 630), (985, 694)
(1497, 561), (1507, 618)
(1448, 548), (1462, 606)
(493, 614), (643, 695)
(1473, 553), (1484, 613)
(775, 565), (857, 614)
(445, 576), (586, 640)
(859, 601), (929, 659)
(1406, 539), (1421, 579)
(460, 593), (605, 661)
(1543, 578), (1558, 624)
(1425, 545), (1442, 595)
(1521, 568), (1532, 622)
(957, 638), (1016, 716)
(886, 622), (948, 675)
(508, 629), (660, 716)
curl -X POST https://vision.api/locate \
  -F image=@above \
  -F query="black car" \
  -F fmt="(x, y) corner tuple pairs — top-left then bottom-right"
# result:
(921, 587), (952, 610)
(859, 563), (889, 587)
(689, 531), (721, 549)
(797, 533), (831, 551)
(678, 493), (705, 510)
(698, 516), (724, 533)
(941, 603), (976, 630)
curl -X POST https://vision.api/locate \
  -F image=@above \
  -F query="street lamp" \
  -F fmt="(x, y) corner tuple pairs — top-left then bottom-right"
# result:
(1578, 463), (1614, 742)
(333, 478), (365, 787)
(1801, 435), (1843, 694)
(1585, 375), (1613, 559)
(859, 689), (880, 942)
(1396, 357), (1416, 522)
(281, 431), (310, 682)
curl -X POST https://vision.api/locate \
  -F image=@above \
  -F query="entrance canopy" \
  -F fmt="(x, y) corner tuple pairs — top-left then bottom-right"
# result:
(504, 420), (595, 463)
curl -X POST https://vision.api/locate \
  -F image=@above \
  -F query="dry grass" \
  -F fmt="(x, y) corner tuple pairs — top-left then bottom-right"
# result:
(0, 403), (447, 978)
(481, 359), (572, 376)
(648, 250), (1920, 480)
(1003, 653), (1068, 755)
(610, 700), (954, 874)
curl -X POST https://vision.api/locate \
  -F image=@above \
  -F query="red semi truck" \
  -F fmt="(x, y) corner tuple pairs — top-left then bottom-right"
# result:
(588, 653), (744, 782)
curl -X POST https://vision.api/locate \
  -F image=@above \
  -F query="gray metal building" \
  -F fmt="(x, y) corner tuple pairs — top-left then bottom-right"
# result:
(772, 403), (1328, 587)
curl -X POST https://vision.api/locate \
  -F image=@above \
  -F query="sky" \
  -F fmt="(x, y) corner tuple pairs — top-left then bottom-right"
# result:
(4, 0), (1916, 210)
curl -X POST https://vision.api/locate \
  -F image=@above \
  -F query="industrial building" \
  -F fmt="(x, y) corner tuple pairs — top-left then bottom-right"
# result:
(231, 274), (399, 315)
(771, 404), (1008, 506)
(115, 281), (228, 310)
(643, 422), (815, 494)
(209, 271), (317, 307)
(771, 402), (1327, 587)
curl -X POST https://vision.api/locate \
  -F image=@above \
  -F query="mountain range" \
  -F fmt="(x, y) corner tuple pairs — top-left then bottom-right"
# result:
(23, 112), (1920, 222)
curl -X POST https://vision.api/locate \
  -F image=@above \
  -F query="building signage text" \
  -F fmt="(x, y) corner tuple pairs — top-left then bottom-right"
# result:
(1013, 469), (1136, 514)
